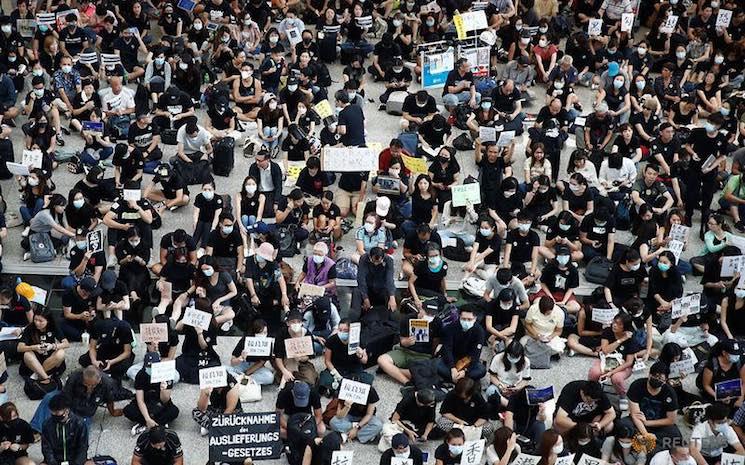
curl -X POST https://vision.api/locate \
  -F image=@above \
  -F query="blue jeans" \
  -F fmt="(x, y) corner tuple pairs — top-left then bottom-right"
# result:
(80, 146), (114, 165)
(340, 40), (374, 56)
(437, 229), (476, 247)
(329, 414), (383, 443)
(20, 198), (44, 225)
(398, 199), (412, 219)
(262, 127), (280, 151)
(225, 364), (274, 384)
(31, 390), (93, 433)
(443, 91), (481, 108)
(241, 215), (258, 230)
(436, 358), (486, 381)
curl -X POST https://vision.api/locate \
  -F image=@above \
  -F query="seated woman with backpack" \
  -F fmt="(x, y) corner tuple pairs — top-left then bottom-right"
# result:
(21, 194), (75, 261)
(174, 297), (221, 384)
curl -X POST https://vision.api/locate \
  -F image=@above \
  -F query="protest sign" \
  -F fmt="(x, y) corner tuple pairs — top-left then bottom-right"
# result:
(669, 224), (690, 243)
(183, 307), (212, 331)
(717, 9), (733, 28)
(422, 47), (455, 89)
(177, 0), (196, 11)
(0, 353), (6, 374)
(479, 127), (496, 142)
(243, 337), (274, 357)
(6, 162), (29, 176)
(715, 379), (742, 401)
(55, 9), (78, 31)
(460, 439), (486, 465)
(410, 319), (430, 342)
(322, 147), (378, 172)
(669, 357), (696, 378)
(591, 308), (618, 326)
(401, 155), (428, 174)
(458, 46), (490, 78)
(200, 366), (228, 389)
(621, 13), (634, 32)
(671, 294), (701, 319)
(526, 386), (554, 405)
(511, 453), (541, 465)
(660, 15), (678, 33)
(555, 455), (576, 465)
(392, 458), (414, 465)
(721, 453), (745, 465)
(35, 12), (56, 26)
(87, 229), (104, 253)
(338, 378), (371, 404)
(298, 283), (325, 297)
(331, 451), (355, 465)
(208, 412), (282, 461)
(577, 454), (604, 465)
(284, 336), (314, 358)
(721, 256), (745, 277)
(451, 183), (481, 207)
(313, 100), (334, 119)
(16, 19), (36, 37)
(123, 189), (142, 201)
(140, 323), (168, 343)
(588, 18), (603, 35)
(82, 121), (104, 135)
(287, 27), (302, 46)
(497, 130), (516, 147)
(150, 360), (176, 383)
(28, 286), (48, 305)
(22, 149), (43, 169)
(668, 240), (684, 264)
(348, 322), (361, 355)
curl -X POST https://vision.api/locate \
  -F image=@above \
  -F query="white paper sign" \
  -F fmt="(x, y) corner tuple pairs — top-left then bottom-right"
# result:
(183, 307), (212, 331)
(348, 322), (361, 355)
(284, 336), (314, 358)
(556, 454), (576, 465)
(22, 149), (43, 169)
(621, 13), (634, 32)
(668, 240), (684, 264)
(451, 183), (482, 207)
(671, 294), (701, 319)
(298, 283), (325, 297)
(140, 323), (168, 343)
(322, 147), (378, 172)
(392, 458), (414, 465)
(6, 162), (29, 176)
(331, 451), (354, 465)
(338, 378), (371, 404)
(721, 453), (744, 465)
(459, 10), (488, 31)
(87, 229), (104, 253)
(660, 15), (678, 33)
(497, 130), (516, 147)
(479, 126), (496, 142)
(123, 189), (142, 201)
(669, 357), (696, 378)
(577, 454), (604, 465)
(669, 224), (690, 243)
(460, 439), (486, 465)
(717, 9), (733, 28)
(591, 308), (618, 326)
(588, 18), (603, 36)
(574, 116), (586, 127)
(150, 359), (176, 383)
(511, 453), (541, 465)
(721, 255), (745, 277)
(199, 365), (227, 389)
(243, 336), (274, 357)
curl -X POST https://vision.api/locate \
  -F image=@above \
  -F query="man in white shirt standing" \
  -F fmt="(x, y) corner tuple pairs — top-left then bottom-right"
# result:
(690, 403), (745, 465)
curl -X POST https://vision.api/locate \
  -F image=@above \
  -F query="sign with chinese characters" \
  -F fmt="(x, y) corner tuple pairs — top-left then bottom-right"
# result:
(140, 323), (168, 343)
(183, 307), (212, 331)
(511, 453), (541, 465)
(243, 337), (274, 357)
(721, 256), (745, 277)
(331, 450), (354, 465)
(591, 308), (618, 326)
(671, 294), (701, 319)
(284, 336), (314, 359)
(588, 18), (603, 36)
(199, 366), (228, 390)
(347, 322), (361, 355)
(460, 439), (486, 465)
(87, 229), (104, 253)
(150, 360), (176, 383)
(338, 378), (371, 404)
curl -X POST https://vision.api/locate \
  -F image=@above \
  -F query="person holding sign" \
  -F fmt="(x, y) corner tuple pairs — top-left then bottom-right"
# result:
(228, 319), (275, 385)
(408, 243), (452, 309)
(296, 241), (338, 300)
(690, 215), (734, 275)
(380, 433), (425, 465)
(434, 428), (468, 465)
(690, 402), (745, 465)
(698, 340), (745, 409)
(273, 311), (319, 386)
(319, 319), (373, 392)
(192, 369), (242, 437)
(329, 381), (384, 443)
(127, 313), (180, 383)
(174, 298), (220, 384)
(64, 228), (105, 291)
(124, 352), (180, 436)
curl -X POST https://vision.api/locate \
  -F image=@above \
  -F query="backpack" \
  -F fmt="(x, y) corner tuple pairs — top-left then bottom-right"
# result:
(335, 258), (358, 280)
(212, 136), (235, 177)
(91, 456), (118, 465)
(453, 105), (472, 130)
(308, 296), (332, 329)
(461, 277), (486, 298)
(203, 81), (231, 110)
(287, 413), (318, 465)
(277, 225), (299, 258)
(443, 237), (470, 262)
(24, 376), (61, 400)
(220, 194), (233, 215)
(584, 256), (614, 284)
(29, 232), (56, 263)
(452, 133), (474, 151)
(409, 359), (447, 402)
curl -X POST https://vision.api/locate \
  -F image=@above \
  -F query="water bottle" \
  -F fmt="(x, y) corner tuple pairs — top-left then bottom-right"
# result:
(81, 331), (90, 346)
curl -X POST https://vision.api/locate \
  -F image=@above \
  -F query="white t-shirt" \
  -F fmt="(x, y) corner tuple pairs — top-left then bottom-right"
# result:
(488, 352), (531, 387)
(99, 86), (135, 112)
(649, 451), (674, 465)
(176, 124), (211, 154)
(525, 301), (565, 337)
(690, 421), (739, 458)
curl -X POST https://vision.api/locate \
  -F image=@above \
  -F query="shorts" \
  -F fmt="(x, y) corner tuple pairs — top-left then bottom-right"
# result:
(387, 345), (431, 368)
(335, 189), (360, 209)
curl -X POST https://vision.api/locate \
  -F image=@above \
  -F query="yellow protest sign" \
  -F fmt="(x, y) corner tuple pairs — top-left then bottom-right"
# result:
(402, 155), (429, 174)
(453, 14), (466, 40)
(313, 100), (333, 119)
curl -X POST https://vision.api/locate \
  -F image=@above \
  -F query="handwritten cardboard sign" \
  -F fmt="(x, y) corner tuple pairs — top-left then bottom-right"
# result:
(140, 323), (168, 344)
(243, 337), (274, 357)
(183, 307), (212, 331)
(199, 365), (228, 389)
(284, 336), (314, 359)
(298, 283), (325, 298)
(150, 359), (176, 383)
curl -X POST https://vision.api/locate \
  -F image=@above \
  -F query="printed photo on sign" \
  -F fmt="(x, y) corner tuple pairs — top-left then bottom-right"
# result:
(284, 336), (314, 359)
(87, 229), (104, 253)
(555, 455), (575, 465)
(338, 378), (371, 404)
(409, 319), (430, 342)
(526, 386), (554, 405)
(82, 121), (104, 135)
(209, 412), (282, 462)
(243, 336), (274, 357)
(722, 256), (745, 277)
(347, 322), (361, 355)
(140, 323), (168, 343)
(391, 458), (413, 465)
(199, 366), (228, 389)
(715, 378), (742, 401)
(621, 13), (634, 32)
(22, 149), (43, 169)
(183, 307), (212, 331)
(660, 15), (678, 33)
(591, 308), (618, 326)
(460, 439), (485, 465)
(669, 224), (690, 243)
(717, 9), (732, 28)
(150, 360), (176, 383)
(577, 454), (604, 465)
(668, 240), (684, 264)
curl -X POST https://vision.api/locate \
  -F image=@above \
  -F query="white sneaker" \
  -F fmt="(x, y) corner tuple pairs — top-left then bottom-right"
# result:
(106, 255), (117, 268)
(200, 427), (209, 436)
(131, 424), (147, 436)
(30, 373), (38, 380)
(568, 349), (576, 357)
(197, 248), (205, 259)
(221, 321), (233, 332)
(22, 252), (30, 261)
(619, 398), (629, 411)
(21, 226), (30, 237)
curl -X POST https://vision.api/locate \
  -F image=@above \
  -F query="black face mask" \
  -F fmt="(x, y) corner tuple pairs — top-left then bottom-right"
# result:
(51, 413), (66, 423)
(649, 377), (664, 389)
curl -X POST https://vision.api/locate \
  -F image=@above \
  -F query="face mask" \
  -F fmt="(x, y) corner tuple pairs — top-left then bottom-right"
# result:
(32, 69), (43, 76)
(635, 80), (646, 90)
(256, 255), (267, 266)
(244, 19), (252, 25)
(516, 24), (523, 30)
(393, 67), (404, 73)
(578, 439), (591, 446)
(629, 263), (641, 271)
(539, 26), (548, 33)
(73, 199), (85, 209)
(481, 102), (492, 110)
(269, 36), (279, 44)
(312, 254), (324, 264)
(638, 47), (647, 56)
(51, 413), (66, 424)
(613, 79), (624, 89)
(393, 19), (403, 27)
(449, 445), (463, 456)
(155, 57), (165, 66)
(33, 88), (44, 97)
(428, 256), (441, 268)
(129, 239), (140, 247)
(715, 422), (729, 434)
(559, 223), (571, 231)
(721, 108), (730, 116)
(649, 377), (664, 389)
(518, 223), (531, 233)
(676, 51), (686, 59)
(288, 84), (298, 92)
(245, 184), (257, 195)
(203, 267), (214, 277)
(426, 19), (435, 27)
(500, 302), (513, 310)
(619, 441), (632, 449)
(669, 0), (678, 3)
(338, 331), (349, 342)
(394, 448), (410, 458)
(730, 354), (740, 364)
(557, 255), (570, 266)
(569, 184), (581, 193)
(202, 190), (214, 201)
(480, 228), (492, 236)
(704, 122), (717, 133)
(555, 80), (564, 88)
(290, 323), (303, 332)
(39, 24), (48, 32)
(268, 102), (277, 111)
(347, 92), (356, 101)
(389, 168), (401, 177)
(539, 39), (548, 47)
(241, 70), (251, 80)
(222, 226), (233, 235)
(460, 319), (474, 331)
(8, 56), (16, 63)
(76, 240), (88, 250)
(552, 444), (564, 454)
(28, 177), (39, 186)
(194, 22), (203, 30)
(504, 190), (516, 198)
(507, 355), (520, 363)
(364, 223), (376, 233)
(735, 289), (745, 299)
(715, 56), (724, 64)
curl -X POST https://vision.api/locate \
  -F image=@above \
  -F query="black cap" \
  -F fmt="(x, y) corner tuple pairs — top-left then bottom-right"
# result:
(723, 339), (743, 355)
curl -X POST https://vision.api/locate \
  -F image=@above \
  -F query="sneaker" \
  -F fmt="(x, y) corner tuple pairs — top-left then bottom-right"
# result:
(56, 134), (65, 146)
(131, 424), (147, 436)
(619, 398), (629, 411)
(736, 221), (745, 233)
(22, 252), (30, 261)
(21, 226), (30, 237)
(30, 372), (38, 380)
(378, 103), (386, 111)
(243, 141), (255, 158)
(200, 427), (209, 437)
(568, 349), (576, 357)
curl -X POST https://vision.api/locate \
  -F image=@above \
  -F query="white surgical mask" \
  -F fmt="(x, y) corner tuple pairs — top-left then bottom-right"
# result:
(539, 39), (548, 47)
(578, 439), (591, 446)
(0, 25), (10, 33)
(154, 57), (165, 66)
(129, 239), (140, 247)
(507, 355), (520, 363)
(245, 184), (257, 195)
(389, 168), (401, 177)
(521, 37), (530, 45)
(288, 84), (298, 92)
(73, 199), (85, 209)
(676, 51), (686, 59)
(312, 254), (324, 264)
(539, 26), (548, 33)
(557, 255), (570, 266)
(202, 190), (214, 200)
(32, 69), (43, 77)
(518, 223), (531, 233)
(629, 263), (641, 271)
(347, 91), (356, 100)
(736, 289), (745, 299)
(194, 22), (203, 30)
(33, 88), (44, 97)
(269, 35), (279, 44)
(428, 256), (441, 268)
(715, 55), (724, 64)
(8, 56), (15, 63)
(241, 70), (251, 79)
(480, 228), (492, 236)
(637, 47), (647, 56)
(28, 177), (39, 186)
(500, 302), (513, 310)
(179, 62), (188, 70)
(552, 444), (563, 454)
(202, 267), (214, 277)
(393, 19), (403, 27)
(290, 323), (303, 332)
(364, 223), (376, 233)
(394, 448), (410, 458)
(613, 79), (624, 89)
(619, 441), (632, 449)
(559, 223), (571, 231)
(636, 80), (646, 90)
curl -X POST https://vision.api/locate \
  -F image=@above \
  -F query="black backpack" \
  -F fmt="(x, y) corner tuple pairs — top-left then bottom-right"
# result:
(24, 376), (61, 400)
(212, 136), (235, 177)
(443, 237), (470, 262)
(278, 225), (300, 258)
(453, 105), (472, 130)
(308, 297), (332, 329)
(287, 413), (318, 465)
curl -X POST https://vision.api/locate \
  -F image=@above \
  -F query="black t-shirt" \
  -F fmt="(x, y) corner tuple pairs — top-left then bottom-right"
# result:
(562, 187), (592, 213)
(276, 384), (322, 415)
(58, 26), (87, 55)
(325, 333), (362, 373)
(311, 203), (341, 221)
(345, 385), (380, 417)
(92, 319), (133, 360)
(160, 232), (197, 261)
(99, 280), (128, 306)
(605, 264), (647, 304)
(443, 69), (474, 96)
(627, 378), (678, 421)
(2, 295), (30, 327)
(687, 128), (728, 172)
(72, 92), (102, 121)
(338, 104), (365, 147)
(601, 327), (643, 356)
(156, 91), (194, 118)
(232, 336), (273, 364)
(474, 233), (502, 265)
(20, 324), (64, 347)
(403, 231), (442, 257)
(556, 380), (612, 423)
(194, 193), (224, 223)
(418, 119), (451, 147)
(0, 418), (34, 460)
(338, 172), (368, 193)
(207, 106), (237, 131)
(128, 121), (160, 149)
(487, 301), (519, 328)
(440, 391), (488, 424)
(540, 262), (579, 294)
(296, 168), (327, 197)
(435, 443), (461, 465)
(206, 229), (242, 258)
(413, 260), (447, 293)
(68, 244), (105, 276)
(112, 37), (140, 67)
(181, 324), (217, 357)
(402, 94), (436, 118)
(580, 215), (615, 243)
(393, 391), (435, 429)
(491, 84), (522, 113)
(277, 197), (311, 227)
(134, 367), (175, 404)
(134, 429), (183, 464)
(505, 229), (540, 264)
(62, 287), (95, 318)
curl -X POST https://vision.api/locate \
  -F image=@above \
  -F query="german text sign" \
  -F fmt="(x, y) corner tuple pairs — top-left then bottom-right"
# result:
(209, 412), (282, 461)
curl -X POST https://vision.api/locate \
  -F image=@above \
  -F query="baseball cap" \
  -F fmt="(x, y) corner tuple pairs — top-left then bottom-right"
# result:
(376, 196), (391, 216)
(392, 433), (409, 449)
(144, 351), (161, 367)
(79, 277), (98, 293)
(607, 61), (619, 77)
(100, 270), (117, 291)
(292, 381), (310, 407)
(723, 339), (743, 355)
(555, 245), (571, 256)
(256, 242), (275, 261)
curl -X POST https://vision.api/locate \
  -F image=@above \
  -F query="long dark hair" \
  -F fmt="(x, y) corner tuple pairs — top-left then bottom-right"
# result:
(611, 420), (636, 459)
(502, 340), (527, 372)
(537, 430), (561, 465)
(492, 427), (518, 462)
(30, 306), (59, 344)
